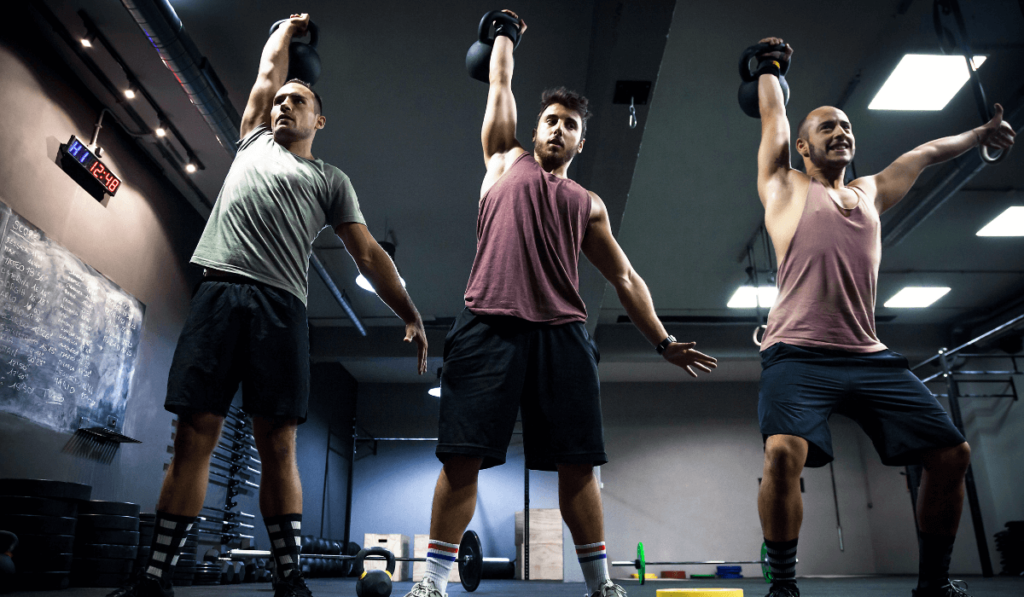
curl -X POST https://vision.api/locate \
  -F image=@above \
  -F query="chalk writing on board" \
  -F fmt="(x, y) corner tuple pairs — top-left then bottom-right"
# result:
(0, 201), (144, 434)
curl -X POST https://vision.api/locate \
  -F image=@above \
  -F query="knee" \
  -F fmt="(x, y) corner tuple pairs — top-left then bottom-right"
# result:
(173, 413), (223, 461)
(763, 437), (806, 479)
(253, 427), (297, 468)
(442, 457), (481, 487)
(926, 442), (971, 475)
(556, 463), (594, 485)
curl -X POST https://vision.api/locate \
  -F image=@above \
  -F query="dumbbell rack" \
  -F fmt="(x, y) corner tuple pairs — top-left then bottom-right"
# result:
(203, 406), (259, 548)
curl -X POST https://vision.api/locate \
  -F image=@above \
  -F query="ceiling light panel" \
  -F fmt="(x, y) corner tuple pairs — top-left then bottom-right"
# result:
(869, 54), (986, 111)
(727, 286), (778, 309)
(883, 286), (951, 308)
(976, 206), (1024, 237)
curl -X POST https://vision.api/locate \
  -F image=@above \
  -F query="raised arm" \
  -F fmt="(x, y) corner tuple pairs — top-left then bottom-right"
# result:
(334, 222), (428, 374)
(756, 39), (798, 209)
(855, 103), (1016, 214)
(481, 12), (527, 172)
(240, 14), (308, 139)
(580, 193), (717, 378)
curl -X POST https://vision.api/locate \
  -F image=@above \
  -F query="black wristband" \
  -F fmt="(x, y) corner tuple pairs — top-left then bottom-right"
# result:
(656, 335), (677, 355)
(755, 59), (782, 78)
(494, 22), (520, 49)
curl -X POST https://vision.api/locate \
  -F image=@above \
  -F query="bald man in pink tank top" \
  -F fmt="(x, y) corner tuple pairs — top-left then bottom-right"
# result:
(403, 11), (716, 597)
(752, 38), (1015, 597)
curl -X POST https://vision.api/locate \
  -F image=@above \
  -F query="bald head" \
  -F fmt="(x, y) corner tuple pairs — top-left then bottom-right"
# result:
(795, 105), (855, 170)
(797, 106), (850, 141)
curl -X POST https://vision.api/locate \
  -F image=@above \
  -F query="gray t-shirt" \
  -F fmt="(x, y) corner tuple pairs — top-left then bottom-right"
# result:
(192, 125), (365, 304)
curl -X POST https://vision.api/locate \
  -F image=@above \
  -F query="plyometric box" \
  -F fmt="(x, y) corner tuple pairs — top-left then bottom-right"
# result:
(515, 509), (562, 580)
(364, 533), (410, 581)
(412, 534), (460, 583)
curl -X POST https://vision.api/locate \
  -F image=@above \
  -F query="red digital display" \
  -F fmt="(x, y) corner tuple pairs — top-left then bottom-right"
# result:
(62, 136), (122, 196)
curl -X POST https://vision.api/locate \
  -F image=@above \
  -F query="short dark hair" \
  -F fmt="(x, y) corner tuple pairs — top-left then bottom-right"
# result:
(284, 78), (323, 115)
(535, 87), (591, 139)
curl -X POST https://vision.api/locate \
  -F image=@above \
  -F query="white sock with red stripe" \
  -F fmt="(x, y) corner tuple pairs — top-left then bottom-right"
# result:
(423, 538), (459, 594)
(576, 541), (610, 595)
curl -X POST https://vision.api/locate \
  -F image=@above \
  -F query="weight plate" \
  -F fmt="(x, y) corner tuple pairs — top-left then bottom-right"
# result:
(71, 557), (136, 574)
(0, 479), (91, 502)
(760, 541), (773, 583)
(655, 591), (744, 596)
(0, 496), (78, 517)
(638, 542), (647, 586)
(76, 543), (137, 559)
(458, 529), (483, 592)
(13, 533), (74, 553)
(14, 571), (71, 590)
(13, 552), (73, 572)
(77, 514), (139, 532)
(76, 530), (140, 546)
(0, 514), (76, 535)
(79, 501), (141, 517)
(70, 571), (132, 587)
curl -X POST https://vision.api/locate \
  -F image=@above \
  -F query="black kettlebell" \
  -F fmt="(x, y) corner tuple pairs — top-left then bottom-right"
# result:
(269, 19), (322, 85)
(466, 10), (522, 82)
(355, 547), (395, 597)
(737, 43), (790, 118)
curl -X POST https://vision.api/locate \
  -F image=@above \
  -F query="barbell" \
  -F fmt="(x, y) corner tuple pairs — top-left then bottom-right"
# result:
(225, 530), (488, 592)
(611, 541), (791, 584)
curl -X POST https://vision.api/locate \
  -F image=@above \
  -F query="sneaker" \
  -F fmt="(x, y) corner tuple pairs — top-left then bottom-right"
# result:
(404, 578), (446, 597)
(913, 579), (971, 597)
(765, 582), (800, 597)
(590, 580), (628, 597)
(105, 574), (173, 597)
(274, 573), (313, 597)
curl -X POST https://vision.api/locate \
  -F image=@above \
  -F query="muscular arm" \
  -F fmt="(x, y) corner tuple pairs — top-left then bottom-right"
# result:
(480, 14), (527, 197)
(240, 14), (307, 139)
(756, 74), (799, 209)
(856, 104), (1016, 214)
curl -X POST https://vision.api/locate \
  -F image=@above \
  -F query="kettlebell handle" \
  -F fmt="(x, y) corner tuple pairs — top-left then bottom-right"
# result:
(355, 547), (396, 575)
(739, 43), (788, 82)
(269, 19), (319, 48)
(477, 10), (521, 49)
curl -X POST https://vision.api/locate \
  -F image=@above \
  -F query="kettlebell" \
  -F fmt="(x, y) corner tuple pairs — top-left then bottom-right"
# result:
(269, 19), (322, 85)
(355, 547), (395, 597)
(466, 10), (523, 82)
(737, 42), (790, 119)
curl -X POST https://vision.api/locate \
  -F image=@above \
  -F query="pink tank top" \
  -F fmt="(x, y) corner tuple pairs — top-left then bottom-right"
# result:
(464, 152), (591, 324)
(760, 178), (886, 353)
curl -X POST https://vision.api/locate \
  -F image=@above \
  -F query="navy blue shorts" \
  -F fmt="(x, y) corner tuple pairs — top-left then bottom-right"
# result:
(437, 308), (607, 471)
(759, 342), (965, 468)
(165, 278), (310, 423)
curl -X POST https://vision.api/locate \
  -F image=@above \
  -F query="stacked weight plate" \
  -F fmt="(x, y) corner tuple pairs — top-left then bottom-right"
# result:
(0, 478), (91, 591)
(135, 513), (156, 574)
(171, 527), (199, 586)
(72, 501), (141, 587)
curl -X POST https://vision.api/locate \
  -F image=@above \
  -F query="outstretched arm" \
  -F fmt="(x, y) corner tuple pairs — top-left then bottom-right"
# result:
(855, 104), (1016, 214)
(335, 222), (428, 374)
(756, 38), (798, 209)
(580, 193), (717, 378)
(240, 13), (308, 139)
(481, 11), (527, 176)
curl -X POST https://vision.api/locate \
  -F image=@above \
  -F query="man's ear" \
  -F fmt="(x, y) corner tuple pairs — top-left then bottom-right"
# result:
(795, 137), (808, 158)
(532, 128), (537, 144)
(577, 138), (585, 155)
(316, 115), (327, 130)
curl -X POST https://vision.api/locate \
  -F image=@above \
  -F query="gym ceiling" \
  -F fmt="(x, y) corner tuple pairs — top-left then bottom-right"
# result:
(32, 0), (1024, 383)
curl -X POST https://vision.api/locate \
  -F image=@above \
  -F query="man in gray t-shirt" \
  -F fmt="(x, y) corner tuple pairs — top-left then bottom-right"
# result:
(111, 14), (428, 597)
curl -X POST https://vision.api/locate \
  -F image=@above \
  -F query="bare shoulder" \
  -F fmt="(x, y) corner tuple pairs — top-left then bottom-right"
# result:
(481, 147), (529, 200)
(587, 190), (608, 223)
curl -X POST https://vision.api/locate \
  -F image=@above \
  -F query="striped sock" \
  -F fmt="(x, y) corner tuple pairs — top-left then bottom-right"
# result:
(143, 511), (195, 585)
(765, 537), (798, 587)
(423, 538), (459, 594)
(265, 514), (303, 579)
(576, 541), (609, 595)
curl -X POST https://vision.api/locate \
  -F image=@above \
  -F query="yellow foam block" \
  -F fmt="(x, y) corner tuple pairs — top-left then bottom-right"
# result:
(631, 573), (658, 579)
(657, 590), (744, 597)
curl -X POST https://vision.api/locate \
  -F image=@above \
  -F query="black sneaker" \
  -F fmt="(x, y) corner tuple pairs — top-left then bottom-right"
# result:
(105, 574), (173, 597)
(912, 579), (971, 597)
(274, 573), (313, 597)
(765, 582), (800, 597)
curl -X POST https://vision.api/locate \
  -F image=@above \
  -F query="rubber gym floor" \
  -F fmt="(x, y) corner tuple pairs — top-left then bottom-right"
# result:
(7, 576), (1023, 597)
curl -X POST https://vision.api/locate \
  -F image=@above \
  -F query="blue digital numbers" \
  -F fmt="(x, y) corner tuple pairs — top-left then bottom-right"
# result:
(66, 139), (92, 165)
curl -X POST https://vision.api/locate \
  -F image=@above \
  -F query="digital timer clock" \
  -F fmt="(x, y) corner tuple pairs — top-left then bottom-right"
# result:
(58, 135), (122, 200)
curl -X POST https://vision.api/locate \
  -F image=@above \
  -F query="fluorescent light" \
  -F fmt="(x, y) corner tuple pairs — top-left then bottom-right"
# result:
(184, 163), (197, 174)
(869, 54), (986, 111)
(124, 87), (136, 100)
(977, 206), (1024, 236)
(428, 386), (441, 398)
(80, 38), (93, 48)
(155, 126), (167, 138)
(356, 273), (406, 293)
(727, 286), (778, 309)
(884, 286), (950, 308)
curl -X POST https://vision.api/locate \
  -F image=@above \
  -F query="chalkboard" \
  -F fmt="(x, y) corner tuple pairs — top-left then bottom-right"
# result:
(0, 201), (144, 434)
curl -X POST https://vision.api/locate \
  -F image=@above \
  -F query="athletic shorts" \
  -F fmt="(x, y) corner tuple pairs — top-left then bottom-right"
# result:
(437, 308), (608, 471)
(165, 277), (310, 423)
(759, 342), (965, 468)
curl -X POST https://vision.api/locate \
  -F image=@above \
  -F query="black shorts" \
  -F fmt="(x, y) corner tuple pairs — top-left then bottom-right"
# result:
(437, 308), (607, 472)
(759, 342), (965, 468)
(165, 278), (310, 423)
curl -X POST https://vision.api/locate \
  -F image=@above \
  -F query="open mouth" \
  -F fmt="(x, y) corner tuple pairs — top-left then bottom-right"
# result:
(829, 143), (850, 151)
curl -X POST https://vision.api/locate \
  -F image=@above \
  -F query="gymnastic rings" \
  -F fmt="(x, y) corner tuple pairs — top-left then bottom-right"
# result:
(752, 325), (767, 347)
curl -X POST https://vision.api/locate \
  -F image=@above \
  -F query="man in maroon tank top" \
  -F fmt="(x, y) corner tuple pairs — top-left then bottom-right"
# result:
(402, 11), (717, 597)
(752, 38), (1015, 597)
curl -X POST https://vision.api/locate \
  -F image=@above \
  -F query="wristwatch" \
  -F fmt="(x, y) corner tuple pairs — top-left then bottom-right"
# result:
(656, 335), (677, 355)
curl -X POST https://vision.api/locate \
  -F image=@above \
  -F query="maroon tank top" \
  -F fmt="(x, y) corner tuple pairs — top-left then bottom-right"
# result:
(760, 178), (886, 353)
(464, 152), (591, 324)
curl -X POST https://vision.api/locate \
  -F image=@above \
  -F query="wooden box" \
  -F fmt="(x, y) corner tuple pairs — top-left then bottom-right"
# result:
(514, 508), (562, 545)
(363, 533), (410, 581)
(514, 509), (563, 580)
(412, 534), (461, 583)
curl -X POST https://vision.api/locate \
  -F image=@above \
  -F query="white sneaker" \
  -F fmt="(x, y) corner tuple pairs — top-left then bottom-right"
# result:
(404, 578), (446, 597)
(590, 580), (628, 597)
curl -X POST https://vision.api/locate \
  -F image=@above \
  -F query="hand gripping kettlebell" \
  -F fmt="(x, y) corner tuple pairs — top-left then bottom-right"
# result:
(737, 42), (790, 118)
(269, 19), (322, 85)
(355, 547), (395, 597)
(465, 10), (522, 82)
